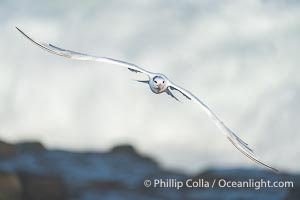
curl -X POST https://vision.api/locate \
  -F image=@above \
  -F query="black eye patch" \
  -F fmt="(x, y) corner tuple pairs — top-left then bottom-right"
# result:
(153, 76), (160, 83)
(153, 76), (159, 80)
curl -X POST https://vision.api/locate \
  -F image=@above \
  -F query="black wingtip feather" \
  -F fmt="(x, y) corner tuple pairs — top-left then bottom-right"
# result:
(227, 136), (279, 173)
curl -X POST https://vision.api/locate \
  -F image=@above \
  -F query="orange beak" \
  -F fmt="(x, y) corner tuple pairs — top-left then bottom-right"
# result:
(158, 84), (163, 90)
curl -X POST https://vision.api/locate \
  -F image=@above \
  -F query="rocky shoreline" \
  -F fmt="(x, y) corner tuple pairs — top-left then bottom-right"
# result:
(0, 140), (298, 200)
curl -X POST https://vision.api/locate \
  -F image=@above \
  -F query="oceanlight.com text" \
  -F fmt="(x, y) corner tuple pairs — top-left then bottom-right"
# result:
(143, 178), (294, 190)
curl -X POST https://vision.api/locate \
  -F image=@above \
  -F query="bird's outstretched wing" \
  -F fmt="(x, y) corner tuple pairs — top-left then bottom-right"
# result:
(168, 83), (279, 172)
(16, 27), (152, 77)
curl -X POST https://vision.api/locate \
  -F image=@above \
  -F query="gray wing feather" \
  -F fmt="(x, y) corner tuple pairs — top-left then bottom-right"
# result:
(16, 27), (152, 77)
(166, 88), (181, 102)
(169, 82), (278, 172)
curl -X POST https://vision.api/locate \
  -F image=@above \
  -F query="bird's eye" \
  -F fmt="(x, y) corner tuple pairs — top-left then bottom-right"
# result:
(154, 80), (157, 83)
(163, 81), (165, 83)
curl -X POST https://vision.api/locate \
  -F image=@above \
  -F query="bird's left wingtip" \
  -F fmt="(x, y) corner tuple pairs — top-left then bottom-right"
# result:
(272, 167), (280, 174)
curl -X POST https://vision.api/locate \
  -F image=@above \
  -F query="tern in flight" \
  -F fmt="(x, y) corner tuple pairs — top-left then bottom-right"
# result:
(16, 27), (278, 172)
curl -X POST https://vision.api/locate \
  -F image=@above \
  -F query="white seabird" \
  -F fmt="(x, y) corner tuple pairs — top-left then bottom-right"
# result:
(16, 27), (278, 172)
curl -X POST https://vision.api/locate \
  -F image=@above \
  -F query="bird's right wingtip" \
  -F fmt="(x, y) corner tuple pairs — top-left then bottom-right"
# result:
(15, 27), (32, 41)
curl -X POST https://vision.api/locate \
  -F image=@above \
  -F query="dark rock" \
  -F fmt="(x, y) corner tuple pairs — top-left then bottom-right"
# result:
(286, 186), (300, 200)
(87, 180), (126, 190)
(0, 138), (299, 200)
(285, 178), (300, 200)
(0, 172), (22, 200)
(0, 140), (17, 159)
(16, 141), (45, 152)
(110, 144), (138, 155)
(110, 144), (158, 166)
(18, 172), (68, 200)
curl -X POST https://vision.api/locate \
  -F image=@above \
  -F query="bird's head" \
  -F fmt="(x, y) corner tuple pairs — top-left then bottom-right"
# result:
(152, 76), (166, 91)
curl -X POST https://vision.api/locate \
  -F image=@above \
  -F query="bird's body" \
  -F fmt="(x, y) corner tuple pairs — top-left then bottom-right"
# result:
(149, 74), (168, 94)
(16, 27), (278, 172)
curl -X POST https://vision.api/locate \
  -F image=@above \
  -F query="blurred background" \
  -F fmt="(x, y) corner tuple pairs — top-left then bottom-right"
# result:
(0, 0), (299, 199)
